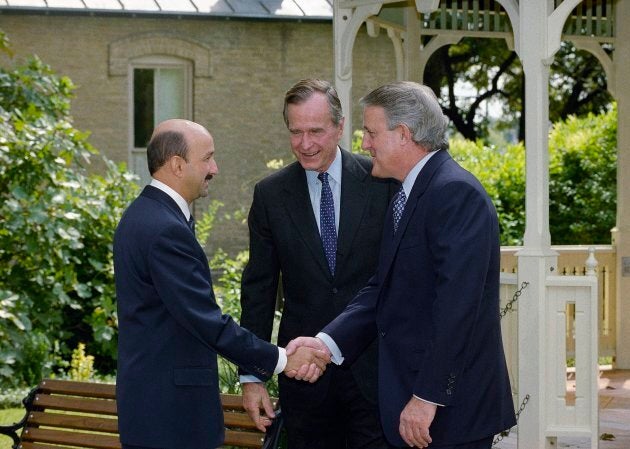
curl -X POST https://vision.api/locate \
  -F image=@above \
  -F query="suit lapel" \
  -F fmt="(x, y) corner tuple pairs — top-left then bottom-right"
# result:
(336, 150), (369, 270)
(379, 150), (452, 278)
(281, 164), (332, 276)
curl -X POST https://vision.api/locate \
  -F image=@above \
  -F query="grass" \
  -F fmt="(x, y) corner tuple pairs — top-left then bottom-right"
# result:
(0, 408), (25, 449)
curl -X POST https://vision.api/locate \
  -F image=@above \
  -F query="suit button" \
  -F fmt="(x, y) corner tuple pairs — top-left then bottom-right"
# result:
(332, 288), (338, 294)
(446, 388), (452, 395)
(380, 331), (386, 338)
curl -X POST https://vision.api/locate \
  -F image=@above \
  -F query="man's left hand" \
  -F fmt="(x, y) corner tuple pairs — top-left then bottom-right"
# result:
(399, 396), (436, 448)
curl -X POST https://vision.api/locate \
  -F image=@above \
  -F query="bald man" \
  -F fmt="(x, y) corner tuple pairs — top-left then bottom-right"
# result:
(114, 119), (329, 449)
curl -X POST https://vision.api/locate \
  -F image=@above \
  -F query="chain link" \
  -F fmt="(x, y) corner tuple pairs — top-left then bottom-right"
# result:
(493, 281), (530, 446)
(492, 393), (530, 447)
(500, 281), (529, 319)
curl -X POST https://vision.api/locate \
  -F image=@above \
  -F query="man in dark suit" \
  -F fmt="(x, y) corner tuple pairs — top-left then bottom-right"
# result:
(114, 119), (329, 449)
(288, 81), (516, 449)
(239, 79), (393, 448)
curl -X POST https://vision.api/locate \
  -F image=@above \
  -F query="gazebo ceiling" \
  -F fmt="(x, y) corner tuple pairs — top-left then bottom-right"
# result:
(361, 0), (614, 41)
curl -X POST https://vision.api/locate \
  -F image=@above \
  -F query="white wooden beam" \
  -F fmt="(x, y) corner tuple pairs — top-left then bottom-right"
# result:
(334, 1), (382, 148)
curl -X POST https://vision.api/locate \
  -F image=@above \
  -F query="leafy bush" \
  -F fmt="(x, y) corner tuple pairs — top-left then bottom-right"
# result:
(0, 39), (138, 388)
(549, 105), (617, 243)
(450, 138), (526, 245)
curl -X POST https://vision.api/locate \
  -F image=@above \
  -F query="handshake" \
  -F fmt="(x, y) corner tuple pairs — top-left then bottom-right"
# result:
(282, 336), (331, 383)
(243, 337), (333, 432)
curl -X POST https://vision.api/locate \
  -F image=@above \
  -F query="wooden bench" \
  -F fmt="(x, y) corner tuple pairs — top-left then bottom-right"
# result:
(0, 378), (283, 449)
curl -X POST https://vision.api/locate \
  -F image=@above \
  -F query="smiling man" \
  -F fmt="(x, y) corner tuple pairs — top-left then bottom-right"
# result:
(288, 81), (516, 449)
(239, 79), (394, 448)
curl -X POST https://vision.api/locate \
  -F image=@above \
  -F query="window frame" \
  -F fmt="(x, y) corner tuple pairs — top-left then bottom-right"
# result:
(128, 55), (193, 185)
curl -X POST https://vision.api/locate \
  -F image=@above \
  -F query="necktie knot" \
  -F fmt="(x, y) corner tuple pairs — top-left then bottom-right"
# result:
(393, 186), (406, 234)
(318, 172), (336, 275)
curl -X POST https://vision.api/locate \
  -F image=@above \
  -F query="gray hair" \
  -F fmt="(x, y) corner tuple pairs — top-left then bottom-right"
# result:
(283, 78), (343, 127)
(360, 81), (449, 151)
(147, 130), (189, 175)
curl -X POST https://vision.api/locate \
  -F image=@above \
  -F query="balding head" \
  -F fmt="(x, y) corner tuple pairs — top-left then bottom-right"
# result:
(148, 119), (212, 175)
(147, 119), (218, 204)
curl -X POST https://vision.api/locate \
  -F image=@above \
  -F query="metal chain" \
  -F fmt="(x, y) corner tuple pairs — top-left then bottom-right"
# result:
(500, 281), (529, 319)
(493, 281), (530, 446)
(492, 394), (530, 447)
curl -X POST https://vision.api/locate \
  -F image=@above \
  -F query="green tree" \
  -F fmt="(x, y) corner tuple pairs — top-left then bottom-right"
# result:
(0, 33), (138, 387)
(449, 106), (617, 246)
(549, 105), (617, 243)
(425, 38), (612, 142)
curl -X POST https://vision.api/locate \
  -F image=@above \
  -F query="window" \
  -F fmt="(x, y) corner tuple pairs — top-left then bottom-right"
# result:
(129, 56), (192, 185)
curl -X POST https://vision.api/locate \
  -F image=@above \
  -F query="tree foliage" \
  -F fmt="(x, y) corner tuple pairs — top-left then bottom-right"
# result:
(548, 104), (617, 244)
(450, 106), (617, 246)
(425, 38), (613, 142)
(0, 34), (138, 387)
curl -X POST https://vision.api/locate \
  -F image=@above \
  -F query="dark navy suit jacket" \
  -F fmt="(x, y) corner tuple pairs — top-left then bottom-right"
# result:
(322, 150), (516, 446)
(114, 185), (278, 449)
(240, 149), (392, 416)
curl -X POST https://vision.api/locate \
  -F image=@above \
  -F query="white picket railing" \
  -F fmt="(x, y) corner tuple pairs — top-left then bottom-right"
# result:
(499, 247), (600, 447)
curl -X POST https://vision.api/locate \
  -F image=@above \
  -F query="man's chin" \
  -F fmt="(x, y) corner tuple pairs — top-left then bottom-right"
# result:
(371, 166), (385, 179)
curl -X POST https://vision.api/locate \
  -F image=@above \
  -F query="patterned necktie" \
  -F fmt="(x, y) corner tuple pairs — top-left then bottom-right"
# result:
(318, 172), (337, 275)
(188, 215), (196, 235)
(393, 186), (407, 234)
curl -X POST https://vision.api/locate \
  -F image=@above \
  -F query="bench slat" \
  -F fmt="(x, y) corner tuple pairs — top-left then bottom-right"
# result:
(33, 394), (117, 416)
(223, 410), (260, 429)
(22, 426), (121, 449)
(27, 411), (118, 433)
(224, 428), (266, 448)
(38, 379), (116, 400)
(9, 379), (279, 449)
(221, 393), (278, 411)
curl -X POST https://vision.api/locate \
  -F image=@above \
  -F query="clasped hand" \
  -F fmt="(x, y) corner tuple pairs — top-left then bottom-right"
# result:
(242, 337), (331, 432)
(283, 337), (331, 382)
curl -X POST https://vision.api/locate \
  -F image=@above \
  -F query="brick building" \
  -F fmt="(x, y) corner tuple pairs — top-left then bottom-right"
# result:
(0, 1), (396, 252)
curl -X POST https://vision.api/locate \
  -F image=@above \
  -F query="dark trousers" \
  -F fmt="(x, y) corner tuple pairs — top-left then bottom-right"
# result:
(282, 367), (388, 449)
(389, 435), (494, 449)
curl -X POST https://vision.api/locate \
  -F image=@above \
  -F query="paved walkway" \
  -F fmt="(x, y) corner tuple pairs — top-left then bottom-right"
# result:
(494, 369), (630, 448)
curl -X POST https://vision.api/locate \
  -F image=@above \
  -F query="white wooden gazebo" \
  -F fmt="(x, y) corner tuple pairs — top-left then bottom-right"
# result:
(333, 1), (629, 447)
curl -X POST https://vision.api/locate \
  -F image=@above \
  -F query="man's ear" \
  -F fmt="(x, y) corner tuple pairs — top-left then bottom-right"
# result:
(169, 155), (185, 178)
(398, 123), (412, 145)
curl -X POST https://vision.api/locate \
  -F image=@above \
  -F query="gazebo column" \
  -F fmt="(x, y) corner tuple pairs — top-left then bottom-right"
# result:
(614, 0), (630, 369)
(403, 7), (422, 81)
(516, 1), (559, 448)
(333, 2), (381, 150)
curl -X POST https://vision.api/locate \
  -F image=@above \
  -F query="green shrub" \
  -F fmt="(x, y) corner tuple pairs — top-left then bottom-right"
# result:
(0, 46), (138, 388)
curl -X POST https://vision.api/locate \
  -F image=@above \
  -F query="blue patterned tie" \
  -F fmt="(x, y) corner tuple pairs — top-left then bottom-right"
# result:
(188, 215), (195, 235)
(318, 172), (337, 275)
(393, 186), (406, 234)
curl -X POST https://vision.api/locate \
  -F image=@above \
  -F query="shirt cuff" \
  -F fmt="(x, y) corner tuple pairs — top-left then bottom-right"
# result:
(274, 346), (287, 375)
(316, 332), (344, 365)
(413, 394), (444, 407)
(240, 375), (263, 384)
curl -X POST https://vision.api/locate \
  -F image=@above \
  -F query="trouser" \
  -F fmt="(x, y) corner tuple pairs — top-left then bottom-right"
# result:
(282, 367), (388, 449)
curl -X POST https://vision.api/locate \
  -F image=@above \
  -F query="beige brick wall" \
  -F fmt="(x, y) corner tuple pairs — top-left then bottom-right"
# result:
(0, 13), (396, 253)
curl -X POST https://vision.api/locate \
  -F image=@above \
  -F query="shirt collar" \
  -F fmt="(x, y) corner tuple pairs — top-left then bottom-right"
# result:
(150, 178), (191, 220)
(305, 147), (342, 186)
(401, 150), (439, 198)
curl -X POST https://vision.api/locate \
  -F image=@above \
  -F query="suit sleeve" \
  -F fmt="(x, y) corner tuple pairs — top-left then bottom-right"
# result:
(413, 180), (495, 405)
(239, 184), (281, 371)
(148, 222), (278, 381)
(321, 272), (380, 365)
